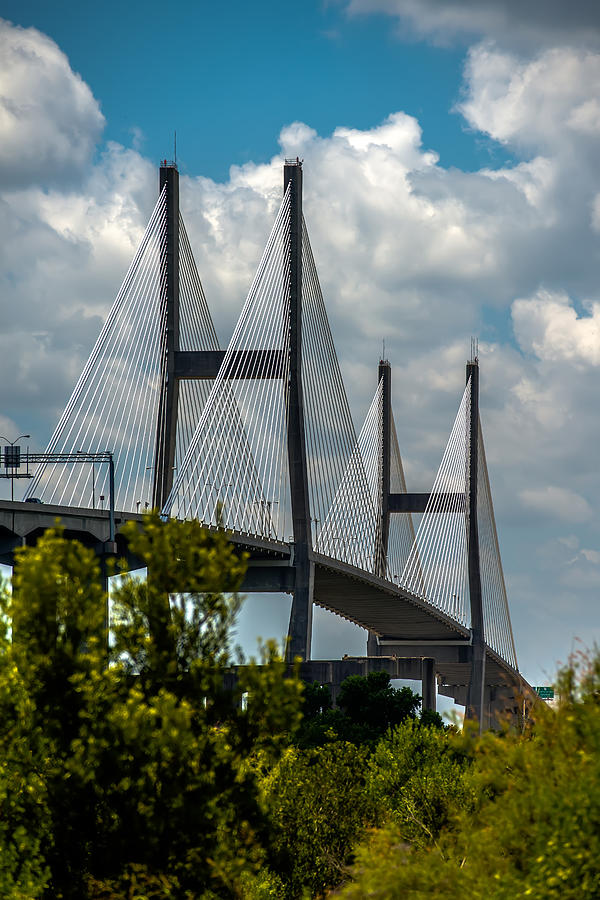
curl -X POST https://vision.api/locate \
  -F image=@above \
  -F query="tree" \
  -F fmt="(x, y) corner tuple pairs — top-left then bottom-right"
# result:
(0, 629), (50, 899)
(296, 672), (421, 748)
(339, 652), (600, 898)
(367, 718), (475, 845)
(8, 529), (111, 896)
(337, 671), (421, 732)
(3, 515), (303, 898)
(258, 742), (376, 898)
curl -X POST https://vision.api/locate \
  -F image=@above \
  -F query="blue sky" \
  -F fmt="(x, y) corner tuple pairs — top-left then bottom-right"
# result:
(1, 0), (600, 693)
(2, 0), (508, 179)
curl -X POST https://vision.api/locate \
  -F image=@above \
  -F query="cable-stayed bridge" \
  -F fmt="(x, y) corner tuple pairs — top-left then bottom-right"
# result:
(2, 160), (526, 725)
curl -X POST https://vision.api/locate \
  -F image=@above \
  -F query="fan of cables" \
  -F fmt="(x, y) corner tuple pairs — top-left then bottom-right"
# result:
(400, 379), (471, 625)
(27, 190), (219, 513)
(478, 423), (518, 669)
(164, 187), (292, 538)
(316, 380), (382, 572)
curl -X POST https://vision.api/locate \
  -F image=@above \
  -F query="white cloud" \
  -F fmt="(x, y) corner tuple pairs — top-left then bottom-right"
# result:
(0, 20), (104, 188)
(344, 0), (600, 50)
(180, 98), (593, 376)
(558, 535), (579, 551)
(458, 45), (600, 152)
(568, 98), (600, 135)
(519, 486), (593, 524)
(580, 548), (600, 564)
(512, 290), (600, 366)
(1, 18), (600, 682)
(0, 139), (155, 442)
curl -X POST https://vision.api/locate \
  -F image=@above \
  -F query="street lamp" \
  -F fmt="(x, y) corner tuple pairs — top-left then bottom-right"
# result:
(254, 499), (279, 537)
(204, 481), (232, 503)
(0, 434), (31, 501)
(205, 482), (232, 528)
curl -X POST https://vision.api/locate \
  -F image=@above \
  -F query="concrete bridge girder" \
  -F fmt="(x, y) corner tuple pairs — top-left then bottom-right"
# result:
(0, 502), (527, 720)
(0, 501), (113, 542)
(0, 501), (146, 574)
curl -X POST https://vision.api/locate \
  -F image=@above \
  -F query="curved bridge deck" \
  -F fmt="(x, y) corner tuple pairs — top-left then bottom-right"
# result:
(0, 500), (529, 716)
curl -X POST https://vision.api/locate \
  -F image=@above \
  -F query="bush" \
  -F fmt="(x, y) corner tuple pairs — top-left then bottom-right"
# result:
(296, 673), (421, 748)
(340, 653), (600, 898)
(259, 742), (376, 898)
(3, 515), (303, 898)
(368, 719), (475, 845)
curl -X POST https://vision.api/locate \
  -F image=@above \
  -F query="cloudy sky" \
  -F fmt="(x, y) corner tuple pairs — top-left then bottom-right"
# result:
(1, 0), (599, 688)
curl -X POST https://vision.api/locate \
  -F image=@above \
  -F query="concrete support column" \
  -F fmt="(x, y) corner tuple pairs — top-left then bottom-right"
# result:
(367, 360), (391, 655)
(376, 360), (391, 577)
(367, 631), (380, 656)
(285, 161), (314, 662)
(465, 359), (486, 729)
(421, 657), (436, 712)
(153, 164), (180, 510)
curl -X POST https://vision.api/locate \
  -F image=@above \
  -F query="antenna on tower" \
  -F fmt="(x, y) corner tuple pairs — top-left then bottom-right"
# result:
(174, 130), (177, 166)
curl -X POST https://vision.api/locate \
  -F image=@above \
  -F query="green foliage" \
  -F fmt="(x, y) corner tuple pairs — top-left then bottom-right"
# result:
(259, 742), (376, 898)
(8, 531), (111, 896)
(368, 719), (475, 845)
(1, 515), (302, 899)
(8, 512), (600, 900)
(337, 672), (421, 731)
(112, 514), (247, 693)
(0, 647), (50, 898)
(296, 672), (421, 748)
(301, 679), (332, 718)
(340, 654), (600, 898)
(420, 707), (445, 729)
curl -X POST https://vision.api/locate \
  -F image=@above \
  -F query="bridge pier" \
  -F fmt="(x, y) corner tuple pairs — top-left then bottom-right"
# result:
(284, 160), (314, 662)
(367, 360), (392, 656)
(421, 657), (436, 712)
(153, 162), (180, 511)
(464, 358), (486, 730)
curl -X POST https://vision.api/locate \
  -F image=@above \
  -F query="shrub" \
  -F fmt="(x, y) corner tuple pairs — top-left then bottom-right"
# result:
(260, 742), (376, 898)
(4, 516), (303, 898)
(340, 653), (600, 898)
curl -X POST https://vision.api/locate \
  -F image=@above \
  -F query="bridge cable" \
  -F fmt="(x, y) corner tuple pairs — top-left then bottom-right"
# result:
(399, 379), (470, 624)
(163, 188), (292, 535)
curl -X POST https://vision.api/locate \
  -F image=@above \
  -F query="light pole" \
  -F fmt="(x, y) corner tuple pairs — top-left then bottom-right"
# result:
(205, 482), (232, 527)
(0, 434), (31, 501)
(254, 499), (279, 537)
(311, 516), (320, 544)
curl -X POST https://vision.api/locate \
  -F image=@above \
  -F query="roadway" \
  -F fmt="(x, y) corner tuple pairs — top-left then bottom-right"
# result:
(0, 499), (529, 716)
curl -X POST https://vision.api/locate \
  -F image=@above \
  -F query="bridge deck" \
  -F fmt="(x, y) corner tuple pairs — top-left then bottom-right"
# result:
(312, 551), (470, 642)
(0, 501), (528, 708)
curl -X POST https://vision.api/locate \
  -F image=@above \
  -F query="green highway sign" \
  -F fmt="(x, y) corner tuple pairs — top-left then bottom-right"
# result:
(534, 686), (554, 700)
